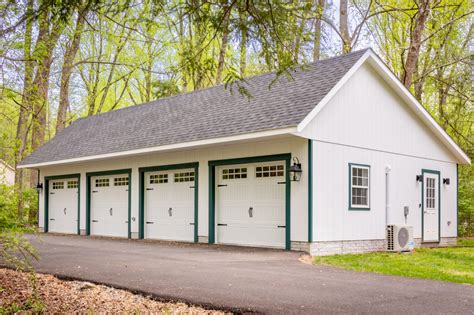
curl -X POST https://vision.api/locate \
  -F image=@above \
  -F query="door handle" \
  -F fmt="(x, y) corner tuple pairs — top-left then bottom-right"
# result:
(50, 218), (55, 221)
(248, 207), (253, 218)
(168, 207), (173, 217)
(146, 188), (154, 191)
(146, 221), (154, 224)
(217, 223), (227, 226)
(92, 220), (98, 222)
(109, 208), (113, 216)
(277, 225), (286, 228)
(189, 223), (195, 225)
(63, 208), (67, 215)
(217, 184), (227, 187)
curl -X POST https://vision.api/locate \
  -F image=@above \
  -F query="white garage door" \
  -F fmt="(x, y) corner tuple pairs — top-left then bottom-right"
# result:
(90, 174), (129, 237)
(216, 162), (286, 248)
(48, 178), (79, 234)
(144, 169), (195, 241)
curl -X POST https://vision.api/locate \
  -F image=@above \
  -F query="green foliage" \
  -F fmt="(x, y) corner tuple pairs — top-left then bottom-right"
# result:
(0, 184), (38, 230)
(458, 164), (474, 237)
(314, 247), (474, 285)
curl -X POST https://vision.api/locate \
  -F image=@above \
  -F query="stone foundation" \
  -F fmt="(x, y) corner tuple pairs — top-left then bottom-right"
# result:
(291, 241), (310, 252)
(130, 232), (139, 239)
(310, 239), (386, 256)
(414, 237), (457, 248)
(198, 236), (209, 243)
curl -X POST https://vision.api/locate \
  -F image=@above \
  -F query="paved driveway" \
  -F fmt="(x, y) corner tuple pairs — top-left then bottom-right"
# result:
(21, 234), (474, 314)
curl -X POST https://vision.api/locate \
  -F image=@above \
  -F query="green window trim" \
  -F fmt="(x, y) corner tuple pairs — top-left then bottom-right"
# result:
(348, 163), (371, 211)
(44, 173), (81, 235)
(208, 153), (292, 250)
(86, 169), (132, 238)
(138, 162), (199, 242)
(421, 169), (441, 243)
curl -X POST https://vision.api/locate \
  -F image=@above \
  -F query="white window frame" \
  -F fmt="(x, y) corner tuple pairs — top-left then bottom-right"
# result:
(349, 163), (370, 210)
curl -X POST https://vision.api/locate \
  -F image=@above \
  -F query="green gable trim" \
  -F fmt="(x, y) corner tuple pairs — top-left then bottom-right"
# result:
(85, 169), (132, 238)
(421, 169), (441, 243)
(308, 139), (313, 243)
(138, 162), (199, 242)
(44, 173), (81, 235)
(348, 163), (371, 211)
(208, 153), (292, 250)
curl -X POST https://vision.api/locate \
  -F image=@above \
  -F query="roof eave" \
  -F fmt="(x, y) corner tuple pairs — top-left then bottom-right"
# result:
(18, 126), (298, 169)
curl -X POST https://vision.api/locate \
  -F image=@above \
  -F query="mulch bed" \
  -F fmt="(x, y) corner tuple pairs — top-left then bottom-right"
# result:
(0, 268), (227, 313)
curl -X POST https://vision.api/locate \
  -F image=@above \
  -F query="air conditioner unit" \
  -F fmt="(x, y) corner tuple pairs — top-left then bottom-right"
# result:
(386, 225), (414, 252)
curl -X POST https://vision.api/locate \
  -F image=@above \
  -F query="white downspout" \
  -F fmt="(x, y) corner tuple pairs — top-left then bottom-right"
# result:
(385, 165), (392, 227)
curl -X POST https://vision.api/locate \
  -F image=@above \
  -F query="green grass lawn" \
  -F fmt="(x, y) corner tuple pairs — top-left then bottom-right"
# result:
(313, 243), (474, 285)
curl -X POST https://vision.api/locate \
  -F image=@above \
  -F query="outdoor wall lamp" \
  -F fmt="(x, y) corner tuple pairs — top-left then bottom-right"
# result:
(35, 182), (43, 193)
(443, 178), (450, 185)
(416, 175), (423, 182)
(289, 157), (302, 182)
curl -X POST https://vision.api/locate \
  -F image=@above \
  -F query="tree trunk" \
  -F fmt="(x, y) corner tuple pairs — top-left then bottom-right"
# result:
(313, 0), (324, 62)
(339, 0), (351, 53)
(216, 3), (231, 85)
(56, 8), (87, 134)
(239, 6), (247, 76)
(15, 0), (34, 220)
(402, 0), (431, 88)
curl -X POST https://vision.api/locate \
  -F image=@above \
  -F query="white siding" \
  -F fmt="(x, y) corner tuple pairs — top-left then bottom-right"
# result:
(300, 63), (458, 164)
(304, 62), (458, 242)
(37, 136), (309, 242)
(0, 163), (15, 186)
(312, 141), (457, 241)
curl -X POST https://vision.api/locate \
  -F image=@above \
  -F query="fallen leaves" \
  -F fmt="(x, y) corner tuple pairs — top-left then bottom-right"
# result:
(0, 268), (228, 314)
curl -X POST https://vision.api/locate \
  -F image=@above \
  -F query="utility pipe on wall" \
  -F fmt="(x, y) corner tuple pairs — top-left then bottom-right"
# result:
(385, 165), (392, 227)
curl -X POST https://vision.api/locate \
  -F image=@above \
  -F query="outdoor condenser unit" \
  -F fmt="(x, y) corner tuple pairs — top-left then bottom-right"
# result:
(386, 225), (414, 252)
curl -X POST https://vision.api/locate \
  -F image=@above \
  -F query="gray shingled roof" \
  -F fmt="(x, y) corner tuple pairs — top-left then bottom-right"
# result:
(20, 49), (368, 166)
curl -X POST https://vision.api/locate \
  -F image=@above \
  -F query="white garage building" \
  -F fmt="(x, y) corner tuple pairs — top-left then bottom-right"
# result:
(19, 49), (470, 255)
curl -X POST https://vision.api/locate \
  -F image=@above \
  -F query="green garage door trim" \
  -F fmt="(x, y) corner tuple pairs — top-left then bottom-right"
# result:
(138, 162), (199, 242)
(208, 153), (292, 250)
(44, 173), (81, 234)
(86, 169), (132, 238)
(308, 139), (313, 243)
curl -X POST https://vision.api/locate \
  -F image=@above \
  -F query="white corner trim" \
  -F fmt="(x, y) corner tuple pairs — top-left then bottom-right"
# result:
(18, 127), (298, 169)
(297, 50), (471, 165)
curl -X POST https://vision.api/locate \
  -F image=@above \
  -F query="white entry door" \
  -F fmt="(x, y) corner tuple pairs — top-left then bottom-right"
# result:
(144, 169), (195, 241)
(90, 174), (129, 237)
(48, 178), (78, 234)
(423, 172), (440, 242)
(216, 162), (286, 248)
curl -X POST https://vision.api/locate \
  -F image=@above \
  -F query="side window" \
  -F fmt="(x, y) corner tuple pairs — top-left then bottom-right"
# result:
(349, 164), (370, 210)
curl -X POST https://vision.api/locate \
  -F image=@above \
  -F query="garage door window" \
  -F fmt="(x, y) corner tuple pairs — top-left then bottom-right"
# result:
(150, 174), (168, 184)
(256, 165), (284, 178)
(95, 178), (109, 187)
(222, 168), (247, 180)
(114, 177), (129, 186)
(67, 180), (78, 189)
(174, 172), (194, 182)
(52, 182), (64, 189)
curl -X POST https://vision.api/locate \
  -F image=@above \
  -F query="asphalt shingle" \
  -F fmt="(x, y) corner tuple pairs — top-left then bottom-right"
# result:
(19, 49), (368, 166)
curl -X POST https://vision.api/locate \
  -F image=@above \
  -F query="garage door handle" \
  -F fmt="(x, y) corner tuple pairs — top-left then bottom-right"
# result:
(92, 220), (98, 222)
(146, 188), (154, 191)
(277, 225), (286, 228)
(50, 192), (55, 195)
(50, 218), (55, 221)
(92, 190), (98, 193)
(146, 221), (154, 224)
(217, 184), (227, 187)
(168, 207), (172, 217)
(248, 207), (253, 218)
(189, 186), (195, 189)
(277, 181), (286, 185)
(109, 208), (113, 216)
(217, 223), (227, 226)
(189, 223), (195, 225)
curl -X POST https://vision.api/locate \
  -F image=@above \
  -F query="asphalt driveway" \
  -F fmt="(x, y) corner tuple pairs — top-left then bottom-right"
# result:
(19, 234), (474, 313)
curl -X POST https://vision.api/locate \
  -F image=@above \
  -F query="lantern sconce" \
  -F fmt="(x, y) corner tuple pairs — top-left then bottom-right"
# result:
(289, 157), (302, 182)
(35, 182), (43, 193)
(416, 175), (423, 182)
(443, 178), (450, 185)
